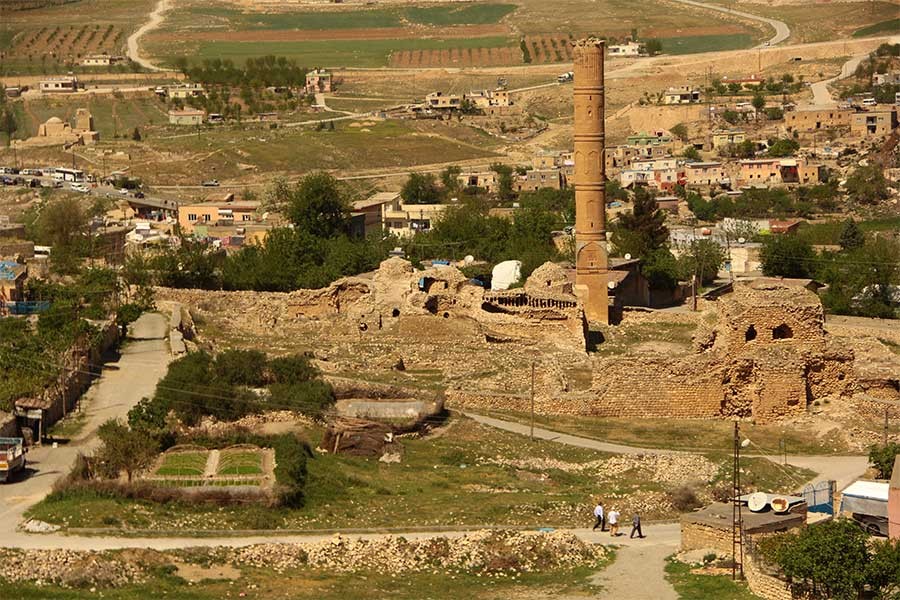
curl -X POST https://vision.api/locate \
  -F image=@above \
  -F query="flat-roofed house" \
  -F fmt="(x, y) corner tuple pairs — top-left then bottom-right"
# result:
(178, 198), (258, 235)
(168, 109), (206, 126)
(785, 107), (853, 132)
(851, 108), (898, 137)
(684, 161), (729, 187)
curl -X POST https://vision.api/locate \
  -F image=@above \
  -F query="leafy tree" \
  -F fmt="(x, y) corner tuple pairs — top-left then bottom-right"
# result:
(767, 138), (800, 157)
(867, 539), (900, 599)
(641, 248), (680, 290)
(440, 165), (462, 194)
(151, 239), (223, 290)
(643, 38), (662, 55)
(769, 519), (870, 600)
(401, 172), (441, 204)
(722, 109), (740, 125)
(287, 172), (348, 237)
(606, 179), (629, 203)
(268, 354), (318, 384)
(682, 146), (701, 161)
(94, 419), (158, 482)
(845, 165), (889, 205)
(490, 163), (515, 202)
(760, 235), (815, 279)
(669, 123), (688, 142)
(678, 239), (725, 284)
(868, 442), (900, 479)
(613, 188), (668, 258)
(751, 93), (766, 117)
(838, 218), (864, 251)
(24, 196), (89, 274)
(268, 380), (334, 418)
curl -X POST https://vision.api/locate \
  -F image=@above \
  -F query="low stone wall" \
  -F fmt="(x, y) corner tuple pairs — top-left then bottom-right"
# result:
(744, 547), (795, 600)
(681, 521), (733, 556)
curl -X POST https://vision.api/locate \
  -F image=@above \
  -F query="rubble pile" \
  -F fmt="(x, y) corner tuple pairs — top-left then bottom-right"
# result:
(186, 410), (315, 437)
(231, 530), (606, 575)
(0, 549), (145, 588)
(482, 453), (718, 484)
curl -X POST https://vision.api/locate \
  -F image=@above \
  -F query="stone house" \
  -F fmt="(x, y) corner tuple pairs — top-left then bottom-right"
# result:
(684, 161), (729, 187)
(515, 168), (562, 192)
(663, 86), (701, 105)
(711, 129), (746, 150)
(850, 108), (898, 138)
(425, 91), (462, 110)
(785, 107), (853, 132)
(608, 41), (642, 57)
(39, 76), (77, 93)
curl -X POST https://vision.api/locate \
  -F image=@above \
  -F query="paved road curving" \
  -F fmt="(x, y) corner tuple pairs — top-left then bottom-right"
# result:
(809, 34), (900, 106)
(670, 0), (791, 47)
(126, 0), (171, 72)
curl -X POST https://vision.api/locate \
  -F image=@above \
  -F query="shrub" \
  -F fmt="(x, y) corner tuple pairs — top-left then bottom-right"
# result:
(667, 485), (702, 512)
(869, 442), (900, 479)
(214, 349), (267, 386)
(268, 380), (335, 418)
(268, 353), (318, 384)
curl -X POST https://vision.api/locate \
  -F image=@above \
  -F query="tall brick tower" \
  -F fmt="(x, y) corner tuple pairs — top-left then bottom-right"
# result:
(572, 38), (609, 324)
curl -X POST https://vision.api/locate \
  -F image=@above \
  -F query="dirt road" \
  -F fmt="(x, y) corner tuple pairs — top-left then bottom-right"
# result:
(0, 313), (171, 535)
(670, 0), (791, 47)
(127, 0), (171, 72)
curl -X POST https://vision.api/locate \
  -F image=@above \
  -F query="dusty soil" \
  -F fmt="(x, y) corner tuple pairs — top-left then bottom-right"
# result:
(148, 23), (509, 43)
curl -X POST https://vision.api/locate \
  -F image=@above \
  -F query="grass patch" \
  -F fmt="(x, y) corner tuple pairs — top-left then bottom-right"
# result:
(26, 416), (812, 532)
(405, 4), (516, 26)
(217, 450), (263, 476)
(594, 322), (697, 356)
(666, 558), (763, 600)
(155, 452), (208, 477)
(47, 411), (88, 439)
(183, 37), (516, 68)
(489, 410), (851, 455)
(853, 18), (900, 38)
(0, 563), (609, 600)
(660, 34), (754, 55)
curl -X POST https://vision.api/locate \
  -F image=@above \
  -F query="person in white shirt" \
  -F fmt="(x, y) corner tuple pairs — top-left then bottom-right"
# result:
(608, 509), (620, 537)
(592, 502), (605, 531)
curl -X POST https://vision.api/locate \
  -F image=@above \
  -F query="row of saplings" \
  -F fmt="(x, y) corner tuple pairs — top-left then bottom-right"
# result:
(59, 350), (330, 509)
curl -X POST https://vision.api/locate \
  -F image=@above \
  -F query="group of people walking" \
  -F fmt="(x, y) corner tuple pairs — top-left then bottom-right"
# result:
(592, 501), (644, 539)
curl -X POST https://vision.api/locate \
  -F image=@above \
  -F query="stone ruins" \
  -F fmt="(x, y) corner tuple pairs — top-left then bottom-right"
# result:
(157, 260), (899, 426)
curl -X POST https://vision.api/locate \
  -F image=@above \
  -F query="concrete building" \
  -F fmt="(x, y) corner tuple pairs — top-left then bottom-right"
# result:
(458, 171), (499, 192)
(711, 129), (746, 150)
(425, 91), (462, 110)
(785, 107), (853, 132)
(351, 192), (399, 237)
(351, 192), (447, 238)
(608, 41), (642, 57)
(305, 68), (333, 94)
(850, 108), (898, 137)
(466, 88), (512, 109)
(178, 198), (258, 234)
(739, 158), (823, 187)
(663, 86), (701, 105)
(684, 161), (729, 187)
(168, 109), (206, 126)
(626, 130), (673, 146)
(39, 76), (78, 93)
(80, 54), (125, 67)
(572, 38), (609, 324)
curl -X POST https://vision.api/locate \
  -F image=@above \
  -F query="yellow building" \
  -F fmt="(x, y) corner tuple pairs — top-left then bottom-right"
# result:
(178, 199), (258, 235)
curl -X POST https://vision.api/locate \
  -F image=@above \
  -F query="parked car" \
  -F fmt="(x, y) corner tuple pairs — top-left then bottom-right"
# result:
(0, 438), (26, 483)
(133, 191), (145, 199)
(202, 179), (220, 187)
(71, 184), (91, 193)
(118, 188), (130, 195)
(852, 513), (888, 537)
(1, 176), (15, 185)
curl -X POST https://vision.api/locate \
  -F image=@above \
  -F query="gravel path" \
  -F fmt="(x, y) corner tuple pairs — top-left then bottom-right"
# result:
(592, 541), (679, 600)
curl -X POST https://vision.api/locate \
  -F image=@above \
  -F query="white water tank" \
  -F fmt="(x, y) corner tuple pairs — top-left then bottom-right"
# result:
(491, 260), (522, 291)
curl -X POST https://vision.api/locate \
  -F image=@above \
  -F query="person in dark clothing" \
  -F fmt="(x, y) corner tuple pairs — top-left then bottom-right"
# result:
(592, 502), (605, 531)
(630, 513), (644, 538)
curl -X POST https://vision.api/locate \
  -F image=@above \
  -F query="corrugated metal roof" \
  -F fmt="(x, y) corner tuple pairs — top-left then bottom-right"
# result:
(0, 260), (24, 281)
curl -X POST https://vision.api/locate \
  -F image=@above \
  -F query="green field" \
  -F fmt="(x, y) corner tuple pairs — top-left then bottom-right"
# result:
(796, 217), (900, 246)
(217, 450), (263, 476)
(666, 559), (763, 600)
(166, 3), (515, 31)
(19, 95), (167, 139)
(155, 452), (208, 477)
(180, 36), (516, 68)
(660, 34), (755, 55)
(854, 18), (900, 38)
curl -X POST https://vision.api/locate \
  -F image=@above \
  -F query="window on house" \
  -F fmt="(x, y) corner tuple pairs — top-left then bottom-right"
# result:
(188, 214), (197, 221)
(203, 214), (211, 221)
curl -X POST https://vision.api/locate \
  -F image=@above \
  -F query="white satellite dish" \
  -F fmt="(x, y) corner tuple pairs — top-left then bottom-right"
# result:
(464, 255), (475, 264)
(607, 280), (617, 290)
(747, 492), (768, 513)
(624, 253), (632, 260)
(770, 497), (790, 514)
(737, 237), (746, 244)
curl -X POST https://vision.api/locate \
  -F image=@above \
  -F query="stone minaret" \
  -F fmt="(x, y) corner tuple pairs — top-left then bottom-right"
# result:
(572, 38), (609, 324)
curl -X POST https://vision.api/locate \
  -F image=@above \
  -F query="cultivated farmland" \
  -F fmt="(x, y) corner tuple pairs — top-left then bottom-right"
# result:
(1, 24), (126, 75)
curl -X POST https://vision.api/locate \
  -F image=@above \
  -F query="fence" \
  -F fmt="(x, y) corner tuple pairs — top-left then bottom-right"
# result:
(800, 480), (835, 515)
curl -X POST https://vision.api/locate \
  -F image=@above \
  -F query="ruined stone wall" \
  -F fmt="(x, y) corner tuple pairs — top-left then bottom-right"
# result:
(751, 355), (807, 423)
(718, 302), (825, 355)
(591, 356), (725, 418)
(744, 552), (795, 600)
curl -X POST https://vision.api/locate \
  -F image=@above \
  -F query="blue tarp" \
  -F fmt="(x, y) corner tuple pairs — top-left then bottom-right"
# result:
(4, 301), (51, 315)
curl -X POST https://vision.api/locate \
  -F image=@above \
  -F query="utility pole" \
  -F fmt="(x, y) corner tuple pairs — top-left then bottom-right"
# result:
(885, 406), (889, 445)
(732, 421), (744, 581)
(530, 360), (535, 441)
